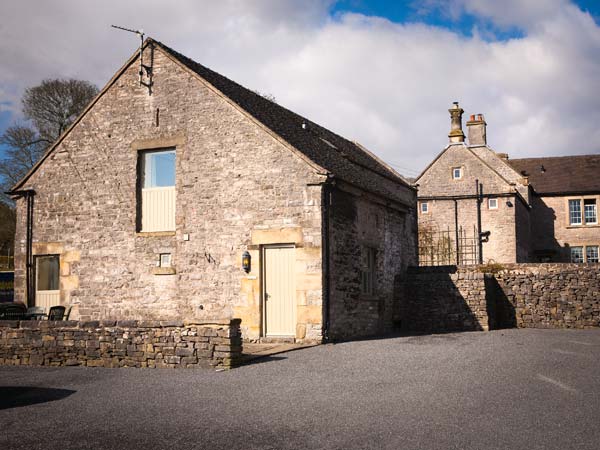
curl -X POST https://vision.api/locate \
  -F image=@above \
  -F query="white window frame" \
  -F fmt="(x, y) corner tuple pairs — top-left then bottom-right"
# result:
(488, 198), (498, 209)
(570, 246), (584, 263)
(452, 167), (463, 180)
(586, 245), (599, 263)
(584, 199), (597, 225)
(421, 202), (429, 214)
(568, 197), (599, 227)
(138, 148), (176, 232)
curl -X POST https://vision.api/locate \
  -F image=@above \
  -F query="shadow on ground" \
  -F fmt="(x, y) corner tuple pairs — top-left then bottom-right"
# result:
(0, 386), (76, 410)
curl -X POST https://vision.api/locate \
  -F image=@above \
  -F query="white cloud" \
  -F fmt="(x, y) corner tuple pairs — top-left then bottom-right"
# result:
(0, 0), (599, 177)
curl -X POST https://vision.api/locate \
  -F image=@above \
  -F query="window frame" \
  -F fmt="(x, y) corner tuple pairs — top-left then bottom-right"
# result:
(136, 147), (177, 233)
(584, 199), (597, 225)
(570, 246), (584, 263)
(571, 245), (599, 263)
(35, 254), (60, 292)
(568, 199), (582, 225)
(159, 253), (172, 268)
(420, 202), (429, 214)
(452, 167), (463, 180)
(360, 246), (377, 296)
(567, 197), (598, 227)
(488, 198), (498, 210)
(586, 245), (599, 263)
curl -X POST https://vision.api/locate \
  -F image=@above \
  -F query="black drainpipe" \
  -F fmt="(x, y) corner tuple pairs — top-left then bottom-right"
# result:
(320, 177), (334, 342)
(6, 189), (35, 306)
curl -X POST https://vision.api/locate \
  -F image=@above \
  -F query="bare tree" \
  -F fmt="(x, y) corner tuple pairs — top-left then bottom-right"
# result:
(0, 125), (46, 189)
(22, 78), (99, 144)
(0, 78), (98, 202)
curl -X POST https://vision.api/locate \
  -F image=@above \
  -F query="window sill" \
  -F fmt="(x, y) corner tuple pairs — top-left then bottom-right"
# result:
(152, 267), (176, 275)
(136, 231), (176, 237)
(566, 224), (600, 229)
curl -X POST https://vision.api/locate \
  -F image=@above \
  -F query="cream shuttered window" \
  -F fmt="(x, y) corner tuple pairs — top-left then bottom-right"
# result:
(139, 149), (176, 232)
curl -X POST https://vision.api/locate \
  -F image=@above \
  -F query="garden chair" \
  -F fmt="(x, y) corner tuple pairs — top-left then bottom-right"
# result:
(63, 306), (72, 320)
(0, 304), (26, 320)
(48, 306), (66, 321)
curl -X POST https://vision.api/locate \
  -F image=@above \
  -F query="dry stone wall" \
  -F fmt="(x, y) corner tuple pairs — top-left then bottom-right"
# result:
(399, 264), (600, 333)
(0, 319), (242, 369)
(397, 266), (491, 333)
(493, 264), (600, 329)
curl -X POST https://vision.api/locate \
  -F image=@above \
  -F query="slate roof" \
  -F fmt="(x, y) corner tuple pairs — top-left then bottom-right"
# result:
(507, 155), (600, 195)
(153, 39), (413, 205)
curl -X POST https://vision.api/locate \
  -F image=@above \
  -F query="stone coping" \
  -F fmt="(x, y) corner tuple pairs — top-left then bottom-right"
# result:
(411, 263), (600, 273)
(0, 318), (241, 329)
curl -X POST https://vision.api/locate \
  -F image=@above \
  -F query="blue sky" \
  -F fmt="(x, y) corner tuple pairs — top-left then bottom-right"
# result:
(1, 0), (600, 178)
(331, 0), (599, 38)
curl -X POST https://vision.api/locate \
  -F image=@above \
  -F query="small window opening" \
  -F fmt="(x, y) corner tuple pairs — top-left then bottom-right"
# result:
(452, 167), (462, 180)
(488, 198), (498, 209)
(159, 253), (172, 267)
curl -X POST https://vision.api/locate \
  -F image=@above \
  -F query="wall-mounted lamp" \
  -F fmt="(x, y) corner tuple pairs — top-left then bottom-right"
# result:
(242, 251), (251, 273)
(506, 200), (513, 207)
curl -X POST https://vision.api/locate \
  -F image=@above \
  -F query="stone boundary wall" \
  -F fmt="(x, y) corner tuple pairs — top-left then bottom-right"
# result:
(397, 266), (490, 333)
(493, 264), (600, 329)
(0, 319), (242, 369)
(399, 264), (600, 333)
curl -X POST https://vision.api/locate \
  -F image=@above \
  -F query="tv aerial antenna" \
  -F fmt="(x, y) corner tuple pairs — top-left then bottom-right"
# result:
(111, 24), (153, 93)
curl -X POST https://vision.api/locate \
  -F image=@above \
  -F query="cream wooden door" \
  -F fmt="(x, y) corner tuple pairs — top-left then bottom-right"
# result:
(264, 245), (296, 337)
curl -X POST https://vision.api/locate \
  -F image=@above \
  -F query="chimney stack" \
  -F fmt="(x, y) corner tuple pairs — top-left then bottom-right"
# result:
(448, 102), (465, 143)
(466, 113), (487, 146)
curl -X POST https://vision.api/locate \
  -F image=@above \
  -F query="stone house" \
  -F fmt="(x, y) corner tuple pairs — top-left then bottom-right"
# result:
(507, 155), (600, 263)
(416, 103), (599, 264)
(8, 39), (417, 342)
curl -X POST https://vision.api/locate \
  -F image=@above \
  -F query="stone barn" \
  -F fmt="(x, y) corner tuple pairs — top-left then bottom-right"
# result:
(9, 39), (417, 342)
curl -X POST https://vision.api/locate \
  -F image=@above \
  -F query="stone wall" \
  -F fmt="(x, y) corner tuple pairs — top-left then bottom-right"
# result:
(399, 264), (600, 333)
(328, 184), (418, 339)
(418, 144), (515, 198)
(0, 319), (242, 369)
(493, 264), (600, 328)
(397, 266), (490, 333)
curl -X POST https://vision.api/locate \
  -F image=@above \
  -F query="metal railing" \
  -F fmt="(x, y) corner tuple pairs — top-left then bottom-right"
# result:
(419, 225), (480, 266)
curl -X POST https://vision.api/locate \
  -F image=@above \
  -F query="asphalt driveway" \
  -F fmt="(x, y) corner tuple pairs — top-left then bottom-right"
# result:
(1, 328), (599, 450)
